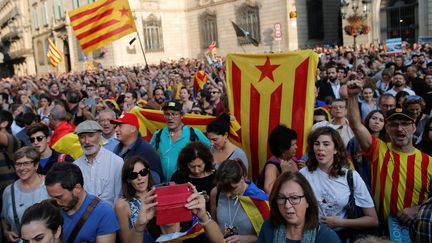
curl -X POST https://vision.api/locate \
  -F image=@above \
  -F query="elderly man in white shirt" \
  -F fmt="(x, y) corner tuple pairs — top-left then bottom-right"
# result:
(73, 120), (123, 207)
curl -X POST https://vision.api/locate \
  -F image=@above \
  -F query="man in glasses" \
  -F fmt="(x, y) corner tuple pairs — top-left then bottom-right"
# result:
(73, 120), (123, 207)
(26, 123), (73, 175)
(346, 79), (432, 228)
(150, 100), (210, 181)
(209, 87), (227, 116)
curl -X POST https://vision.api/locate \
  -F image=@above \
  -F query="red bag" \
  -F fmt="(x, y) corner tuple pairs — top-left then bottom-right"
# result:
(155, 182), (193, 225)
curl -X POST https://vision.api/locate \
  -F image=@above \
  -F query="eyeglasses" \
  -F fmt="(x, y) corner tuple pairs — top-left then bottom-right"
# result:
(15, 160), (34, 168)
(387, 121), (414, 128)
(29, 135), (45, 143)
(128, 168), (149, 180)
(276, 195), (305, 205)
(164, 112), (181, 118)
(210, 91), (220, 94)
(406, 95), (422, 102)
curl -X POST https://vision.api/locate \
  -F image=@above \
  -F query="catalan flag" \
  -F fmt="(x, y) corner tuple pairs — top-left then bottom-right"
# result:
(193, 70), (207, 93)
(129, 107), (240, 142)
(47, 38), (62, 67)
(68, 0), (137, 54)
(49, 122), (83, 160)
(226, 51), (319, 179)
(239, 181), (269, 235)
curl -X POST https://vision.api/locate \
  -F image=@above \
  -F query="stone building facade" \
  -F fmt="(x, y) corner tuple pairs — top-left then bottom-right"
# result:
(0, 0), (431, 75)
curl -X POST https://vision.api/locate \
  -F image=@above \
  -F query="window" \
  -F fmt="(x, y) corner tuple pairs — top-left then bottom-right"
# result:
(73, 0), (81, 9)
(54, 0), (64, 20)
(37, 40), (45, 65)
(307, 0), (324, 39)
(41, 3), (48, 27)
(143, 14), (164, 52)
(236, 4), (260, 45)
(199, 11), (218, 49)
(32, 6), (39, 30)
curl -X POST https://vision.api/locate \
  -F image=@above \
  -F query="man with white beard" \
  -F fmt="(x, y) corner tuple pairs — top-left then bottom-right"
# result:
(73, 120), (123, 207)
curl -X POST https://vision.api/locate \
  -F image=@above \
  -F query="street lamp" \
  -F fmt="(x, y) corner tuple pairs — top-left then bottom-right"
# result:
(340, 0), (371, 52)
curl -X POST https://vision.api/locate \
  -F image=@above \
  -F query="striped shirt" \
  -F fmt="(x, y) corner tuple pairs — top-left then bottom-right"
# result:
(364, 136), (432, 221)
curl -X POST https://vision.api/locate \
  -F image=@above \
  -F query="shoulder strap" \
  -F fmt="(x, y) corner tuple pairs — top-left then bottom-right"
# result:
(347, 170), (355, 200)
(11, 182), (21, 236)
(155, 128), (163, 151)
(189, 127), (197, 142)
(66, 197), (101, 243)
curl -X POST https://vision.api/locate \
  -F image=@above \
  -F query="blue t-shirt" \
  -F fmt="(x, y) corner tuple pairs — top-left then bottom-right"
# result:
(61, 193), (119, 243)
(39, 157), (50, 168)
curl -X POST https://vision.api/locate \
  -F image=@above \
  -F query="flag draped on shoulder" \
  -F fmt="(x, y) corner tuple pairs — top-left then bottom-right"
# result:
(49, 122), (83, 160)
(239, 182), (270, 235)
(226, 51), (319, 179)
(47, 38), (62, 67)
(68, 0), (137, 54)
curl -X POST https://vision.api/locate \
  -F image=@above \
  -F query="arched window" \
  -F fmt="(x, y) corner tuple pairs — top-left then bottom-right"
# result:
(236, 4), (260, 45)
(143, 14), (164, 52)
(37, 40), (45, 65)
(199, 11), (218, 49)
(307, 0), (324, 39)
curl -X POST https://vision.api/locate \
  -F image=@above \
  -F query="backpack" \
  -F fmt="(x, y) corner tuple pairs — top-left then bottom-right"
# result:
(154, 126), (198, 151)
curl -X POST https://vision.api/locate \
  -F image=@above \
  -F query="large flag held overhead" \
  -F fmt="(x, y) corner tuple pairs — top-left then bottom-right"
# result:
(47, 38), (62, 67)
(226, 51), (319, 179)
(68, 0), (137, 54)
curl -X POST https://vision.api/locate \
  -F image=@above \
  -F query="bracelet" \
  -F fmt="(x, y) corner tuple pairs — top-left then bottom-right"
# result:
(198, 211), (212, 227)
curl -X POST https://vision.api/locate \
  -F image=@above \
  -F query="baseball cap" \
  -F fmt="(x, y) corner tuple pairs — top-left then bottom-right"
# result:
(74, 120), (103, 135)
(110, 113), (139, 129)
(163, 100), (182, 112)
(385, 108), (415, 121)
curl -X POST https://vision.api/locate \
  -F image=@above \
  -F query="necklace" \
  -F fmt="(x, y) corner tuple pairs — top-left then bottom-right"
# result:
(227, 194), (241, 226)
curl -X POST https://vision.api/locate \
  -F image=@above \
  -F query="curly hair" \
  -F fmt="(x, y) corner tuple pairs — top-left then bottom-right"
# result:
(306, 127), (348, 178)
(177, 141), (214, 178)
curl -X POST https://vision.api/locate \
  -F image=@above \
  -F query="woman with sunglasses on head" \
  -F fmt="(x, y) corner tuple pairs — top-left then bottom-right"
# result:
(20, 200), (63, 243)
(258, 171), (341, 243)
(402, 95), (429, 143)
(299, 127), (378, 242)
(1, 146), (49, 243)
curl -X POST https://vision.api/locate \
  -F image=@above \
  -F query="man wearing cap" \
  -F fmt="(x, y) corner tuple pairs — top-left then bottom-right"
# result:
(73, 120), (123, 207)
(346, 79), (432, 226)
(111, 113), (163, 182)
(150, 100), (210, 181)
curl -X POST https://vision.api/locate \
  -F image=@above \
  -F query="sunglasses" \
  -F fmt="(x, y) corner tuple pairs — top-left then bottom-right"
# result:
(30, 135), (45, 143)
(210, 91), (220, 94)
(128, 168), (149, 180)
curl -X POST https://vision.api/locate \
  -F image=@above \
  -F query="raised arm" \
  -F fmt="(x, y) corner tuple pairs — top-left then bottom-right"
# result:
(345, 80), (372, 151)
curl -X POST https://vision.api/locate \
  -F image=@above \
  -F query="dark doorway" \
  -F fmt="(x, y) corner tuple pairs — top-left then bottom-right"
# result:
(386, 0), (417, 42)
(63, 39), (71, 72)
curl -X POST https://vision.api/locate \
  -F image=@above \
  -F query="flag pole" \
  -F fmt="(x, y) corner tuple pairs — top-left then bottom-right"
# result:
(135, 31), (149, 71)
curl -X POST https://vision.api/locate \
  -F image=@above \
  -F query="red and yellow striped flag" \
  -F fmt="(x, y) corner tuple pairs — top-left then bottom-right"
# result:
(47, 38), (62, 67)
(226, 50), (319, 179)
(130, 108), (241, 142)
(68, 0), (137, 54)
(193, 70), (207, 92)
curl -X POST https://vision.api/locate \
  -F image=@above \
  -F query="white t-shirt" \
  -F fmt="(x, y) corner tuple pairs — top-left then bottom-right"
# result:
(300, 167), (374, 219)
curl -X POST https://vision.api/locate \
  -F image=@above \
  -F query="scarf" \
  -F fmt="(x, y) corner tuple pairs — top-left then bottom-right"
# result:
(273, 224), (317, 243)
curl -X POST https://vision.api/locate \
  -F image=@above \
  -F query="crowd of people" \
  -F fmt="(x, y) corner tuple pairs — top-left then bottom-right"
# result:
(0, 41), (432, 243)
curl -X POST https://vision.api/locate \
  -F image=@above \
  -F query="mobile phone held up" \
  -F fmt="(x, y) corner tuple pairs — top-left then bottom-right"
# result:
(155, 182), (193, 225)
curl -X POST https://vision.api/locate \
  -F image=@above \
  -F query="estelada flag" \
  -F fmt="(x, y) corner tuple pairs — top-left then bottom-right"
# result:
(226, 50), (319, 179)
(68, 0), (137, 54)
(193, 70), (207, 92)
(129, 108), (240, 142)
(47, 38), (62, 67)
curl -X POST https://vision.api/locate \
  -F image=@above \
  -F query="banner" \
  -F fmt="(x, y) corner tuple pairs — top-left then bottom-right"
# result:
(68, 0), (136, 53)
(386, 38), (403, 54)
(226, 50), (318, 179)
